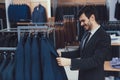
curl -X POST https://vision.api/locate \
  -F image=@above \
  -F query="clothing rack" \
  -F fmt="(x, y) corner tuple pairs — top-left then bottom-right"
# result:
(102, 21), (120, 34)
(0, 47), (16, 51)
(17, 22), (63, 26)
(17, 25), (56, 46)
(0, 28), (17, 32)
(0, 28), (18, 51)
(107, 31), (120, 36)
(63, 15), (74, 20)
(0, 26), (55, 51)
(107, 21), (120, 25)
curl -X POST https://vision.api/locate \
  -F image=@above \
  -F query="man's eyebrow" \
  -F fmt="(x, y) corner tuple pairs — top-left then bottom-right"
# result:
(80, 20), (85, 22)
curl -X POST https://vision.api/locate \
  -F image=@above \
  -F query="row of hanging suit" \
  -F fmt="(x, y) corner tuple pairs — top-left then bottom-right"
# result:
(55, 5), (109, 22)
(15, 32), (68, 80)
(0, 31), (68, 80)
(115, 0), (120, 20)
(0, 32), (18, 47)
(8, 4), (47, 28)
(0, 51), (15, 80)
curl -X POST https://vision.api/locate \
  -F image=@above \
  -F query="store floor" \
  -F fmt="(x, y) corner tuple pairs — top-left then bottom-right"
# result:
(64, 66), (78, 80)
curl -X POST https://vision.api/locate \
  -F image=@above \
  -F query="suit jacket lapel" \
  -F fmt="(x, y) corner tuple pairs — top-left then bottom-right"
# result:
(80, 32), (89, 50)
(85, 33), (96, 48)
(83, 27), (102, 50)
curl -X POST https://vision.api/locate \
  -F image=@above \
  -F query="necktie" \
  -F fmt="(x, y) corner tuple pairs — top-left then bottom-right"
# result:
(81, 32), (91, 49)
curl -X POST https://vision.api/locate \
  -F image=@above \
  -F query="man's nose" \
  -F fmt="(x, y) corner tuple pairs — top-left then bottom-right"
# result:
(81, 22), (84, 26)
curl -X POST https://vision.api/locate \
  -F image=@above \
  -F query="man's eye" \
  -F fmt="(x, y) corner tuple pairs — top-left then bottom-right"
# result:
(81, 20), (85, 22)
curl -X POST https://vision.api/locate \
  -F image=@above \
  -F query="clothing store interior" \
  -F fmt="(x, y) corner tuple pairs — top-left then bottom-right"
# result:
(0, 0), (120, 80)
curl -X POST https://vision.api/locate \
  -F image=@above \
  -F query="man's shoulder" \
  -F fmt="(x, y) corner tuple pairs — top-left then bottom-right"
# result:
(96, 26), (110, 39)
(97, 26), (108, 34)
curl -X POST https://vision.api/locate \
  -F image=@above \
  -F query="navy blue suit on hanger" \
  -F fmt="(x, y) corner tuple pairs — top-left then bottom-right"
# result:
(0, 55), (7, 80)
(31, 36), (41, 80)
(2, 55), (14, 80)
(5, 60), (15, 80)
(40, 37), (68, 80)
(15, 36), (25, 80)
(32, 4), (47, 23)
(24, 37), (32, 80)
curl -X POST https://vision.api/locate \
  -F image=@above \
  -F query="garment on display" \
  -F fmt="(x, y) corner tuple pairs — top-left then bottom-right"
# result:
(115, 0), (120, 20)
(8, 4), (31, 28)
(15, 31), (68, 80)
(110, 57), (120, 69)
(55, 5), (109, 22)
(0, 50), (15, 80)
(32, 4), (47, 23)
(0, 25), (68, 80)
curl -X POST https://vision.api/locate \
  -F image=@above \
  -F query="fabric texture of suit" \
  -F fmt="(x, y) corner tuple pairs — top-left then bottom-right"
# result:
(62, 26), (111, 80)
(8, 4), (31, 23)
(4, 60), (15, 80)
(15, 36), (25, 80)
(32, 4), (47, 23)
(31, 36), (41, 80)
(24, 37), (32, 80)
(2, 56), (14, 80)
(14, 34), (67, 80)
(115, 1), (120, 20)
(40, 37), (68, 80)
(0, 55), (7, 80)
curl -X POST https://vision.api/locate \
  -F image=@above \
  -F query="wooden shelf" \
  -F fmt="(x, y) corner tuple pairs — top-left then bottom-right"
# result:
(104, 61), (120, 71)
(111, 43), (120, 46)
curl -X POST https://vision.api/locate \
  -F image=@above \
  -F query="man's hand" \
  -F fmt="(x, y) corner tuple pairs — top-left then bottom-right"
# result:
(57, 49), (62, 57)
(56, 57), (71, 66)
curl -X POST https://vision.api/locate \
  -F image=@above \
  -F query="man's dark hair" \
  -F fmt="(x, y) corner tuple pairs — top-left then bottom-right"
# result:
(78, 6), (99, 23)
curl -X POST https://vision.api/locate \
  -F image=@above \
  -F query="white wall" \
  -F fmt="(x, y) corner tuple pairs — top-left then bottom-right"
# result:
(107, 0), (119, 21)
(5, 0), (12, 29)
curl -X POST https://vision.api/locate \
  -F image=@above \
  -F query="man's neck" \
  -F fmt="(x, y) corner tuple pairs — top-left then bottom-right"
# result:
(91, 22), (100, 30)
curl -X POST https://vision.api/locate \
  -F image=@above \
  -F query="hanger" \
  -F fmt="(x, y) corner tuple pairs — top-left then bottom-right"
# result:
(10, 52), (15, 60)
(3, 51), (7, 60)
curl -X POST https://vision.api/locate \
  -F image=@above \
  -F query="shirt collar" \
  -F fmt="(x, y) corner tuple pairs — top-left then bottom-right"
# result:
(90, 25), (100, 35)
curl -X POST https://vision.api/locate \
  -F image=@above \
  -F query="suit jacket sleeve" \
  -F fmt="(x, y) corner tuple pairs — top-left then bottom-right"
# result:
(61, 47), (80, 58)
(70, 31), (111, 70)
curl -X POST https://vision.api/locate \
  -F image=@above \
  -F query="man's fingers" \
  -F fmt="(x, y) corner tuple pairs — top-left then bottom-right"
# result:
(56, 57), (62, 66)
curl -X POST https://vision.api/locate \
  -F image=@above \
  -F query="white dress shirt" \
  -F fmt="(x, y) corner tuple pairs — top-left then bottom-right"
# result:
(88, 25), (100, 41)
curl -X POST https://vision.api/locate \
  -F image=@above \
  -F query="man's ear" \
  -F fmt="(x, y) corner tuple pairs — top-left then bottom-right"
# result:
(90, 14), (95, 20)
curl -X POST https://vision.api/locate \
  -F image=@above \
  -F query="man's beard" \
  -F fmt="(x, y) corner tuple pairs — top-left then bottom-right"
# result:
(87, 21), (92, 30)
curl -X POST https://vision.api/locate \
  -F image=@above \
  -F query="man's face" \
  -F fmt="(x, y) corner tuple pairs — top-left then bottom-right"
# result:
(79, 13), (92, 31)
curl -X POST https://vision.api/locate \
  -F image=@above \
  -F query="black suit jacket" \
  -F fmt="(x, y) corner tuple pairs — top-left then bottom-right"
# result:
(62, 26), (111, 80)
